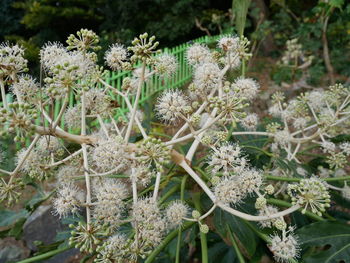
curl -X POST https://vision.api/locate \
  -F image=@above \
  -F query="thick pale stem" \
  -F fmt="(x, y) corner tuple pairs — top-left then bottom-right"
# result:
(81, 91), (91, 227)
(0, 80), (8, 109)
(52, 94), (69, 129)
(176, 155), (301, 221)
(124, 62), (146, 142)
(153, 171), (162, 202)
(97, 114), (110, 139)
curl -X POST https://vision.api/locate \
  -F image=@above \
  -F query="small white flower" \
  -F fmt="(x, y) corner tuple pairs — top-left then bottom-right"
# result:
(269, 228), (299, 263)
(207, 143), (247, 176)
(186, 43), (212, 65)
(0, 43), (28, 78)
(105, 44), (128, 71)
(53, 183), (84, 218)
(64, 105), (81, 129)
(194, 62), (221, 93)
(274, 130), (292, 147)
(218, 36), (239, 52)
(93, 179), (128, 225)
(165, 201), (189, 228)
(155, 90), (189, 123)
(233, 77), (260, 100)
(40, 42), (67, 70)
(340, 142), (350, 156)
(11, 75), (40, 104)
(321, 141), (336, 153)
(154, 54), (177, 77)
(241, 113), (258, 130)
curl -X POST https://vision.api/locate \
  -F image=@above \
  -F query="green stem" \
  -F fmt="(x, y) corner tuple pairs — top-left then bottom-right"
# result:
(175, 175), (188, 263)
(15, 246), (71, 263)
(264, 175), (301, 182)
(145, 221), (195, 263)
(226, 224), (245, 263)
(159, 184), (180, 205)
(265, 175), (350, 183)
(267, 198), (326, 221)
(193, 193), (208, 263)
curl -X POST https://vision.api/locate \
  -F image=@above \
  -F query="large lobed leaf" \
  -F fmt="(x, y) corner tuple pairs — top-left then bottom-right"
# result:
(297, 221), (350, 263)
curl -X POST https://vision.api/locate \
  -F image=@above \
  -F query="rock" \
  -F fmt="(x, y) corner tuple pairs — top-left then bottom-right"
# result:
(23, 205), (80, 263)
(0, 238), (29, 263)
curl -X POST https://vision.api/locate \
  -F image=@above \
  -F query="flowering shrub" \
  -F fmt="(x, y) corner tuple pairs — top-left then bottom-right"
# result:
(1, 29), (350, 262)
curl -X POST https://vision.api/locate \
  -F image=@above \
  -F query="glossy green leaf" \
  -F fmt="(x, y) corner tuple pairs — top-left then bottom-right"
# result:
(0, 209), (29, 227)
(214, 208), (257, 257)
(297, 221), (350, 263)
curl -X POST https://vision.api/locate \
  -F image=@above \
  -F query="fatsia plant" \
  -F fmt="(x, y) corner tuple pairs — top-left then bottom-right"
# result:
(0, 29), (350, 263)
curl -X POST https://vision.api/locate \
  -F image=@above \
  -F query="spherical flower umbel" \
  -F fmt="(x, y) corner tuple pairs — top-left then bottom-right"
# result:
(92, 136), (128, 172)
(53, 182), (84, 218)
(155, 90), (189, 123)
(0, 43), (28, 79)
(218, 36), (239, 52)
(214, 176), (247, 204)
(40, 42), (67, 70)
(105, 44), (129, 71)
(165, 201), (189, 228)
(233, 77), (260, 100)
(64, 105), (81, 129)
(287, 178), (330, 216)
(241, 113), (258, 130)
(186, 43), (212, 65)
(11, 75), (40, 104)
(154, 54), (178, 77)
(207, 143), (247, 176)
(194, 62), (221, 93)
(269, 228), (299, 263)
(92, 179), (128, 225)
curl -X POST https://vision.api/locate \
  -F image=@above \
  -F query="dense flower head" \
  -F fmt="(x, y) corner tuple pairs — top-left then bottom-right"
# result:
(11, 75), (40, 104)
(64, 105), (81, 129)
(287, 178), (330, 216)
(37, 135), (63, 156)
(16, 147), (50, 180)
(132, 197), (167, 249)
(241, 113), (258, 130)
(91, 136), (128, 172)
(218, 36), (240, 52)
(155, 90), (189, 123)
(53, 182), (84, 217)
(136, 138), (171, 168)
(105, 44), (129, 71)
(92, 179), (128, 225)
(40, 42), (67, 70)
(214, 176), (246, 204)
(165, 201), (189, 228)
(207, 143), (247, 176)
(0, 43), (28, 79)
(194, 62), (221, 93)
(186, 43), (212, 65)
(269, 228), (300, 263)
(85, 88), (111, 115)
(154, 53), (178, 77)
(233, 77), (260, 100)
(95, 234), (129, 263)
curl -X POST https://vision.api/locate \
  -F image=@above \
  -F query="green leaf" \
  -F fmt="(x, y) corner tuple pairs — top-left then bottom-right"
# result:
(214, 208), (257, 257)
(329, 0), (344, 9)
(297, 221), (350, 263)
(0, 209), (29, 227)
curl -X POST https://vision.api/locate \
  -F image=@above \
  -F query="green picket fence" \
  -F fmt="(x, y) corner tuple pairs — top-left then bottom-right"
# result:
(93, 34), (223, 119)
